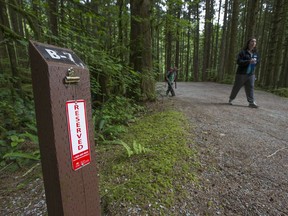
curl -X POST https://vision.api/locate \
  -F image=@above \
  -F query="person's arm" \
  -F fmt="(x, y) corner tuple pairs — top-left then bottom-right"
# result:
(165, 71), (170, 82)
(237, 50), (250, 66)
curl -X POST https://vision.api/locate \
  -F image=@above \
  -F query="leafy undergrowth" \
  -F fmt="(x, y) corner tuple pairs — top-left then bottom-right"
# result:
(270, 88), (288, 98)
(97, 108), (200, 215)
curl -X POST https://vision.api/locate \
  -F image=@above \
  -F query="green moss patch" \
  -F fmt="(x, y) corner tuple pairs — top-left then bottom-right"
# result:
(97, 109), (199, 214)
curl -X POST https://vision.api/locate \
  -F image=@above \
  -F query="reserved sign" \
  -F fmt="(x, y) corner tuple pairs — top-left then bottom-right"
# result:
(66, 100), (91, 171)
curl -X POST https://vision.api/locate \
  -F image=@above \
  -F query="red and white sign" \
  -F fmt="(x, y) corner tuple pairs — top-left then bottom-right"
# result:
(66, 100), (91, 171)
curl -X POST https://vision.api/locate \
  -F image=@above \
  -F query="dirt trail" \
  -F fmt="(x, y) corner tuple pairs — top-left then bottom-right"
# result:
(1, 82), (288, 215)
(160, 82), (288, 215)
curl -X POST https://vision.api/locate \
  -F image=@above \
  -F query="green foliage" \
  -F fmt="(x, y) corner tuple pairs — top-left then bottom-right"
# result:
(0, 92), (36, 137)
(207, 71), (218, 82)
(1, 132), (40, 168)
(112, 140), (151, 157)
(88, 50), (141, 101)
(98, 109), (199, 214)
(0, 64), (39, 168)
(0, 86), (39, 168)
(9, 134), (25, 148)
(270, 88), (288, 98)
(93, 96), (144, 142)
(3, 151), (40, 161)
(220, 74), (235, 84)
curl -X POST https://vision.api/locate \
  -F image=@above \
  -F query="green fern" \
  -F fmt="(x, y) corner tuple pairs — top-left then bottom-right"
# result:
(109, 140), (151, 157)
(120, 141), (133, 157)
(3, 151), (40, 161)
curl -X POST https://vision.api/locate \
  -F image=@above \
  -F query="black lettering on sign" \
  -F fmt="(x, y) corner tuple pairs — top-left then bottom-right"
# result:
(34, 43), (86, 68)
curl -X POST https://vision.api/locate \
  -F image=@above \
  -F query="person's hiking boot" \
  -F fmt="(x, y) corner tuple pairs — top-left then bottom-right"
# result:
(249, 102), (258, 108)
(228, 99), (233, 105)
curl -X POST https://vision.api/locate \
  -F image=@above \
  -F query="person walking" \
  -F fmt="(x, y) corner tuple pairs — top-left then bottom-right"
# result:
(165, 67), (178, 96)
(229, 37), (260, 108)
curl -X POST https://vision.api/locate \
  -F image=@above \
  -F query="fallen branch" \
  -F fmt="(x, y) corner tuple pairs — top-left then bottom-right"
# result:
(22, 163), (40, 177)
(266, 147), (287, 158)
(0, 162), (13, 173)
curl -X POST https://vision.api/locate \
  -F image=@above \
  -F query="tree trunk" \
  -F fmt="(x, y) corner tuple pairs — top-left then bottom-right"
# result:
(31, 0), (41, 40)
(213, 0), (222, 71)
(165, 3), (173, 72)
(48, 0), (59, 43)
(218, 0), (229, 81)
(265, 0), (285, 88)
(130, 0), (154, 100)
(258, 1), (270, 86)
(185, 27), (191, 81)
(278, 37), (288, 87)
(226, 0), (239, 76)
(0, 0), (22, 98)
(193, 1), (200, 82)
(117, 0), (124, 61)
(175, 4), (181, 70)
(202, 0), (213, 81)
(245, 0), (259, 40)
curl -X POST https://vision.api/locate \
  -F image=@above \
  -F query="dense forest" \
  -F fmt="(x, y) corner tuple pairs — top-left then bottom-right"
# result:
(1, 0), (288, 165)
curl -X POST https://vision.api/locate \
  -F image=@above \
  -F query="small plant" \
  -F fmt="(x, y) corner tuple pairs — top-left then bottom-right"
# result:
(106, 140), (151, 157)
(9, 134), (25, 148)
(93, 96), (144, 142)
(119, 140), (151, 157)
(1, 132), (40, 168)
(3, 151), (40, 161)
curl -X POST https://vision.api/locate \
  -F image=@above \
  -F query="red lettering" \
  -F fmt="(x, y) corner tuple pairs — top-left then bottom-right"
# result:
(72, 102), (86, 152)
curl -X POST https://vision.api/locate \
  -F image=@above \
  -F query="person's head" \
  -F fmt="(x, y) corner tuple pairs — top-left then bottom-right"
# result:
(245, 37), (257, 52)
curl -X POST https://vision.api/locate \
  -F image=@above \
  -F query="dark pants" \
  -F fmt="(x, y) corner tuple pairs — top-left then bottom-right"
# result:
(166, 81), (175, 96)
(229, 74), (255, 103)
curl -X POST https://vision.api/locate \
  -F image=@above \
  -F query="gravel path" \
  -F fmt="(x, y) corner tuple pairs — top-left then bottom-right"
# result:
(164, 82), (288, 215)
(1, 82), (288, 215)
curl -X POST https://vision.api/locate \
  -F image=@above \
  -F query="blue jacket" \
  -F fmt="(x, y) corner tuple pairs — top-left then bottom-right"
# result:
(236, 50), (260, 75)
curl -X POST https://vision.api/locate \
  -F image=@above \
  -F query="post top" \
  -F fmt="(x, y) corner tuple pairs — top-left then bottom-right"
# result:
(29, 40), (86, 68)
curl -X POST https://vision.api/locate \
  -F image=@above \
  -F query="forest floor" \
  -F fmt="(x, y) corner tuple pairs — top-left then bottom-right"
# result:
(1, 82), (288, 215)
(164, 82), (288, 215)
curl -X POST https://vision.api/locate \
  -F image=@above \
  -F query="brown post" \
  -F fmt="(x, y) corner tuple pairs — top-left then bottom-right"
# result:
(29, 41), (101, 215)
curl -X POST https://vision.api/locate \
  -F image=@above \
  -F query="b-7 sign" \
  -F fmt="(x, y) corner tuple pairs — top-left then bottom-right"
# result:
(34, 44), (86, 68)
(66, 100), (91, 171)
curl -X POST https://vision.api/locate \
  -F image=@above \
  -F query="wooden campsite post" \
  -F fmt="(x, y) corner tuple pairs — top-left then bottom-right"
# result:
(29, 41), (101, 215)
